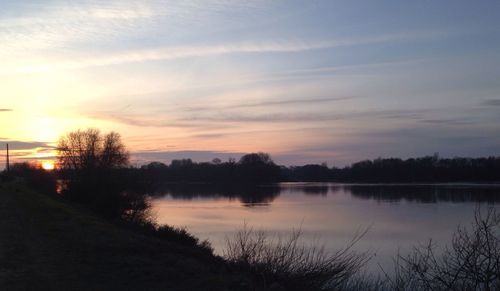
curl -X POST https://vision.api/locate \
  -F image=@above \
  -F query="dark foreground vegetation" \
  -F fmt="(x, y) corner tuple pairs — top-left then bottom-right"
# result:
(1, 128), (500, 290)
(0, 180), (228, 291)
(381, 207), (500, 291)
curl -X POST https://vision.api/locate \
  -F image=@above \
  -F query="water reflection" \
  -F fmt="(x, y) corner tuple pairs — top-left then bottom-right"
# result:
(149, 184), (281, 207)
(150, 183), (500, 274)
(346, 184), (500, 204)
(149, 183), (500, 206)
(301, 185), (329, 195)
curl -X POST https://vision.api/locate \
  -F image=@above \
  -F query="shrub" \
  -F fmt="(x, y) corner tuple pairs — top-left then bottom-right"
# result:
(224, 224), (369, 290)
(384, 207), (500, 291)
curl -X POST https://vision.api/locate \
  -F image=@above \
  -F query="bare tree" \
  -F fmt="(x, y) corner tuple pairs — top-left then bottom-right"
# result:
(56, 129), (137, 219)
(100, 131), (129, 169)
(57, 128), (129, 171)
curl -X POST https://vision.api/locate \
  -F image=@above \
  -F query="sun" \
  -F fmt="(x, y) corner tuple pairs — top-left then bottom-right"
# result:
(41, 160), (55, 171)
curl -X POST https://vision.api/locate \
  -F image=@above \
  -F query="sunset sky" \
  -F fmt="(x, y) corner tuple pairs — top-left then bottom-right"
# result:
(1, 0), (500, 167)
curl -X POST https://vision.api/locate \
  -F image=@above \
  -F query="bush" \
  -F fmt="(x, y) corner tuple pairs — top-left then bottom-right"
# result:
(156, 225), (213, 252)
(223, 224), (369, 290)
(384, 207), (500, 291)
(120, 218), (214, 255)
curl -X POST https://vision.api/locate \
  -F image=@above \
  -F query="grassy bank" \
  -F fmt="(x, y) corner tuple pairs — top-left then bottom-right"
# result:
(0, 182), (241, 291)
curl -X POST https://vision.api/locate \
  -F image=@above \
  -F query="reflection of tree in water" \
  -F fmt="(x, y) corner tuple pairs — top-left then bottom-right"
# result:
(279, 183), (329, 196)
(346, 185), (500, 204)
(147, 183), (500, 206)
(149, 184), (281, 207)
(329, 185), (342, 193)
(300, 186), (329, 195)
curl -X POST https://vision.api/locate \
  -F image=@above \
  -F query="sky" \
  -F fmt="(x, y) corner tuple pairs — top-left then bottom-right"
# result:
(0, 0), (500, 167)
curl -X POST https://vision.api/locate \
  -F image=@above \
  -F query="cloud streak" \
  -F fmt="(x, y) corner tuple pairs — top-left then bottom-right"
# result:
(184, 96), (356, 112)
(4, 30), (447, 74)
(86, 111), (227, 130)
(180, 109), (425, 123)
(88, 107), (426, 128)
(420, 118), (473, 126)
(0, 140), (53, 150)
(482, 99), (500, 106)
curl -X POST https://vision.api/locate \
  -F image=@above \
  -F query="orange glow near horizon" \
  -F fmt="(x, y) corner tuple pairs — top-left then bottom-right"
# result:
(41, 160), (55, 171)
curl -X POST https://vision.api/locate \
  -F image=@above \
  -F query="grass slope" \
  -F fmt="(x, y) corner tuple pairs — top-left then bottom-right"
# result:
(0, 182), (238, 291)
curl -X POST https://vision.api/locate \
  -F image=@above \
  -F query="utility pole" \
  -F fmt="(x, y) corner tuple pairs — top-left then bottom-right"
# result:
(6, 143), (9, 172)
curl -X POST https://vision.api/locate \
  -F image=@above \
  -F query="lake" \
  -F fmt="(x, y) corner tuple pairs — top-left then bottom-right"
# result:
(150, 183), (500, 274)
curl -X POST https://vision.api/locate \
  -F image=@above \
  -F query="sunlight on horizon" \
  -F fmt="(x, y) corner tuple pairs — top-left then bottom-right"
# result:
(1, 1), (499, 167)
(41, 160), (55, 171)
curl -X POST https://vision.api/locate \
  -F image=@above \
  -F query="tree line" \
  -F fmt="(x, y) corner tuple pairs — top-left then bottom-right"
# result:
(316, 154), (500, 183)
(143, 154), (500, 184)
(140, 152), (281, 186)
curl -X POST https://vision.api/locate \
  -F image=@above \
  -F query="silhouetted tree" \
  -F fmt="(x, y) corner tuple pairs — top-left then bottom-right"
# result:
(239, 152), (274, 165)
(142, 161), (168, 170)
(57, 129), (145, 220)
(57, 128), (129, 172)
(237, 153), (280, 184)
(171, 159), (193, 168)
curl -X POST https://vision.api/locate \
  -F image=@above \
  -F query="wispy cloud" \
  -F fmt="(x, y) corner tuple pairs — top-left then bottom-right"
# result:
(230, 96), (356, 108)
(84, 94), (357, 128)
(4, 151), (34, 158)
(481, 99), (500, 106)
(191, 133), (228, 139)
(2, 1), (497, 166)
(184, 96), (356, 112)
(88, 107), (426, 129)
(18, 155), (57, 161)
(0, 0), (277, 59)
(180, 109), (425, 123)
(86, 111), (226, 130)
(251, 59), (428, 83)
(420, 118), (473, 126)
(0, 2), (159, 52)
(3, 30), (447, 74)
(0, 140), (53, 150)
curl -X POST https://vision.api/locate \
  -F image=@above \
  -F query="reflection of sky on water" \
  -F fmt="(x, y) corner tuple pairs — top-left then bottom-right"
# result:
(150, 183), (500, 274)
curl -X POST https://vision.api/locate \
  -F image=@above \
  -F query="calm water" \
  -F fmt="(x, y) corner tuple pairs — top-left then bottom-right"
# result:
(150, 183), (500, 273)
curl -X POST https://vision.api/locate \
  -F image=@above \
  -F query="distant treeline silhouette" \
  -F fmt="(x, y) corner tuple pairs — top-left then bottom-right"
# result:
(140, 154), (500, 184)
(328, 155), (500, 183)
(140, 152), (281, 185)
